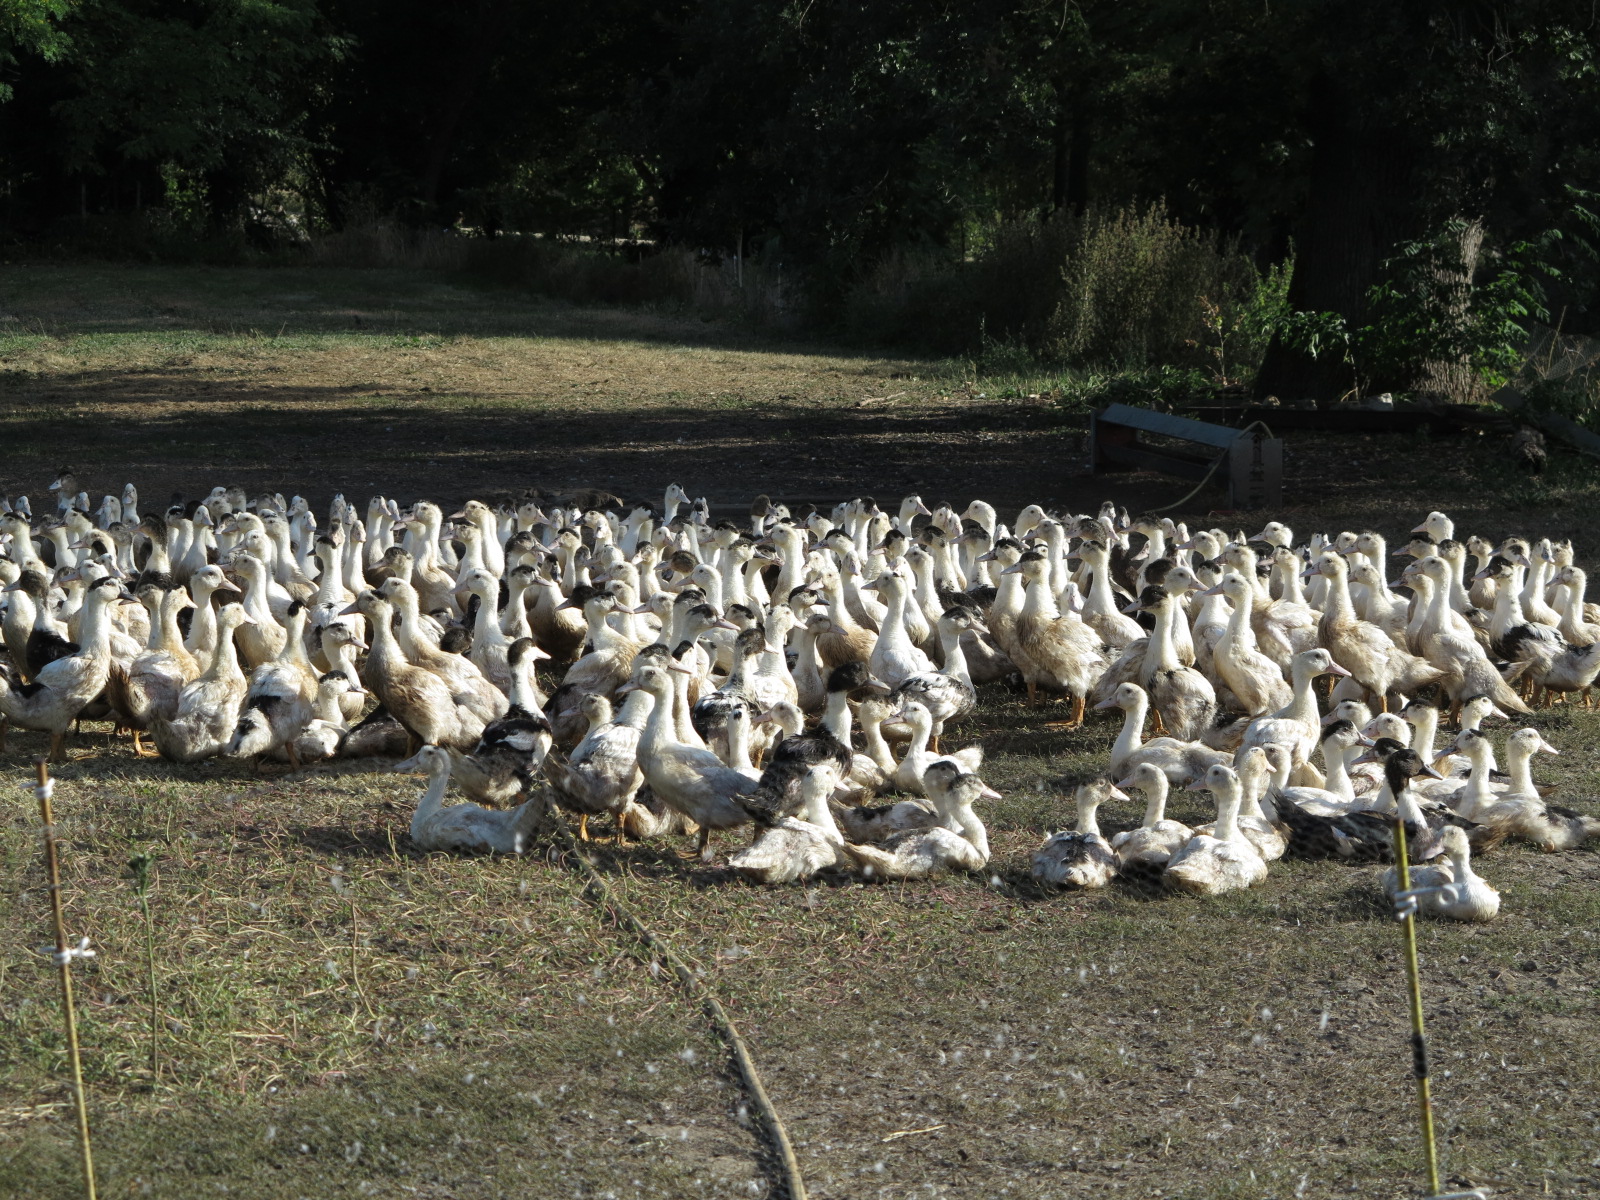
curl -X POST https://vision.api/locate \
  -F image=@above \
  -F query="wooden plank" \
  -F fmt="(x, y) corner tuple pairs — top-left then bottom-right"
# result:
(1097, 402), (1244, 450)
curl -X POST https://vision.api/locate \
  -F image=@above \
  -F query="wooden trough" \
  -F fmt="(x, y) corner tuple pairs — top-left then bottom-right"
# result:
(1090, 402), (1283, 508)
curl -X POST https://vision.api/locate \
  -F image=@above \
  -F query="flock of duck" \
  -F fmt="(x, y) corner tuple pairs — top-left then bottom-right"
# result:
(3, 473), (1598, 919)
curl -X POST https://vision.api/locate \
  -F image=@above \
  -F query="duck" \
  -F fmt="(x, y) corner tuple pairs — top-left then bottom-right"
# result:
(728, 762), (847, 885)
(151, 602), (256, 763)
(1004, 553), (1106, 723)
(450, 638), (555, 807)
(378, 576), (508, 726)
(1198, 745), (1287, 861)
(107, 582), (197, 756)
(182, 563), (241, 668)
(341, 590), (485, 752)
(1275, 745), (1450, 862)
(1402, 555), (1530, 716)
(273, 672), (362, 764)
(1031, 774), (1124, 889)
(1270, 720), (1368, 813)
(840, 761), (992, 879)
(1099, 681), (1229, 785)
(395, 744), (548, 855)
(544, 689), (653, 840)
(1239, 648), (1352, 783)
(0, 575), (129, 760)
(691, 626), (771, 755)
(1163, 765), (1268, 895)
(2, 569), (78, 679)
(864, 569), (934, 688)
(1472, 728), (1599, 850)
(1308, 551), (1440, 711)
(738, 700), (853, 824)
(1203, 572), (1291, 717)
(630, 663), (758, 859)
(1075, 539), (1145, 649)
(226, 599), (318, 768)
(890, 607), (981, 746)
(890, 698), (983, 794)
(1108, 762), (1194, 870)
(1381, 826), (1501, 922)
(1135, 587), (1216, 741)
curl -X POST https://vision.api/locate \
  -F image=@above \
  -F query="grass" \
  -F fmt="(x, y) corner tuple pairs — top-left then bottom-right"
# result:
(2, 263), (1600, 1198)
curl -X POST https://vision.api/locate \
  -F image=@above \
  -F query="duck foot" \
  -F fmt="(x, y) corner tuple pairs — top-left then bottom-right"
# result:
(131, 730), (161, 758)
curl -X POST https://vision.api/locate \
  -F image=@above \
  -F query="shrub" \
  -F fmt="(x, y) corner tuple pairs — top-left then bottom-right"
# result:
(840, 203), (1284, 383)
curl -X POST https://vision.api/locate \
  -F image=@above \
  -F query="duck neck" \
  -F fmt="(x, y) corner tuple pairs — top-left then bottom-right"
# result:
(673, 670), (704, 747)
(951, 799), (990, 860)
(1323, 566), (1357, 626)
(1212, 785), (1243, 842)
(640, 685), (679, 756)
(411, 759), (452, 835)
(1408, 709), (1438, 762)
(314, 546), (347, 605)
(1322, 743), (1355, 800)
(806, 782), (846, 845)
(1076, 797), (1102, 839)
(939, 626), (972, 686)
(1083, 553), (1118, 618)
(822, 688), (852, 743)
(1284, 662), (1321, 725)
(726, 718), (755, 773)
(861, 715), (895, 774)
(1495, 564), (1529, 630)
(1223, 584), (1254, 646)
(208, 618), (247, 684)
(1021, 574), (1060, 622)
(76, 591), (117, 659)
(1139, 779), (1169, 827)
(1277, 565), (1308, 607)
(1146, 600), (1181, 673)
(616, 689), (654, 729)
(1112, 695), (1148, 763)
(508, 655), (544, 713)
(1393, 779), (1425, 829)
(1507, 745), (1536, 795)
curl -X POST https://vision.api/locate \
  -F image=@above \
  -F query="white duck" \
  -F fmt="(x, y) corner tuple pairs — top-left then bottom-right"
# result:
(1030, 775), (1124, 889)
(890, 698), (983, 795)
(1163, 764), (1268, 895)
(1382, 826), (1501, 922)
(396, 744), (548, 855)
(544, 690), (652, 841)
(631, 663), (757, 859)
(1099, 682), (1229, 785)
(0, 576), (129, 761)
(841, 761), (992, 879)
(1472, 728), (1598, 850)
(1109, 762), (1194, 869)
(728, 761), (847, 885)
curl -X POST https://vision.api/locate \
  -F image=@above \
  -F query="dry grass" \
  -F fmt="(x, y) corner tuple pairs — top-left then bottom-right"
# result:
(2, 265), (1600, 1198)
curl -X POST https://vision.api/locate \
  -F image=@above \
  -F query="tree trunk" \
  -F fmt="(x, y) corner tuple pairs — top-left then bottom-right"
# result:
(1255, 72), (1425, 405)
(1417, 218), (1487, 403)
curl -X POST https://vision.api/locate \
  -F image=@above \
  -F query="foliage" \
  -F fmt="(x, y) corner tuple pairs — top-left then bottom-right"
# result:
(1, 0), (1600, 380)
(1281, 200), (1598, 400)
(841, 204), (1282, 382)
(0, 0), (73, 100)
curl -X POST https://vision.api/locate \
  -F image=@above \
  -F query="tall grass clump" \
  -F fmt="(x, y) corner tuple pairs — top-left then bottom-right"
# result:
(843, 203), (1288, 385)
(307, 223), (790, 324)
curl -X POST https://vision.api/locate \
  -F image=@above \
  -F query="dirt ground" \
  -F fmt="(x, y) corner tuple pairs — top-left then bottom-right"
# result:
(2, 265), (1599, 1200)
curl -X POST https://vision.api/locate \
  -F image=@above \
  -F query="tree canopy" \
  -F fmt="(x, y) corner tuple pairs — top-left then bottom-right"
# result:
(3, 0), (1598, 395)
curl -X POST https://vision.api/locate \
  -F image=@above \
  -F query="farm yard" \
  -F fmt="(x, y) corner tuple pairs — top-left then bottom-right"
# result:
(1, 265), (1600, 1200)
